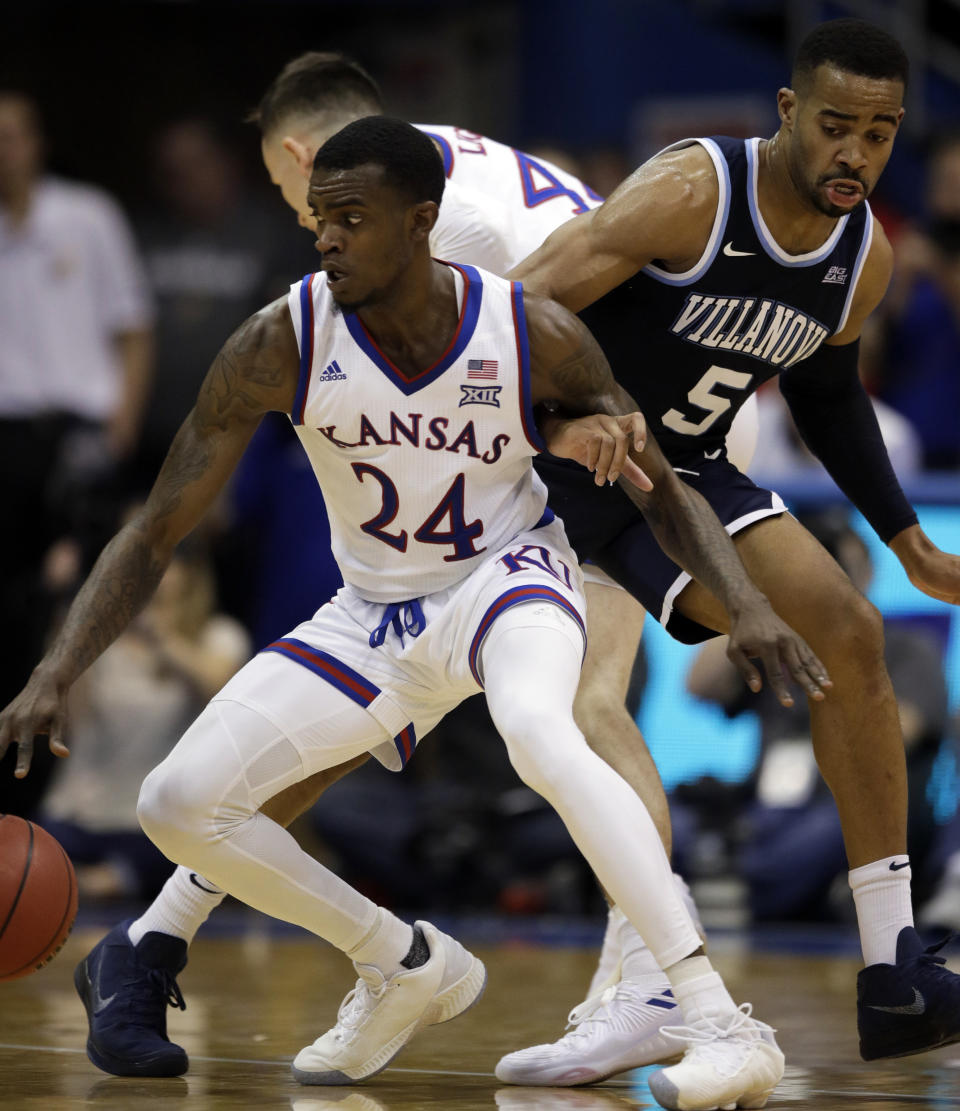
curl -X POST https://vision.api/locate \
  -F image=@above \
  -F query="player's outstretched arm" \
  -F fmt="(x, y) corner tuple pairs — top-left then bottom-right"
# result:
(781, 224), (960, 605)
(527, 294), (831, 707)
(509, 144), (718, 312)
(0, 298), (299, 777)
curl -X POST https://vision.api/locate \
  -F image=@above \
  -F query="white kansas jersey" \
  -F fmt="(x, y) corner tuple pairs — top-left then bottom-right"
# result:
(288, 262), (551, 603)
(417, 124), (603, 269)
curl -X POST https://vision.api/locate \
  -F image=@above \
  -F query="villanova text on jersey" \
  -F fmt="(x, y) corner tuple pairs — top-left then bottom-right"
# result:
(578, 136), (873, 455)
(669, 293), (831, 369)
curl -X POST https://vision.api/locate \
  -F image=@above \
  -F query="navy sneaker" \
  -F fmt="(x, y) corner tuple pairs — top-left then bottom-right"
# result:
(858, 926), (960, 1060)
(74, 918), (188, 1077)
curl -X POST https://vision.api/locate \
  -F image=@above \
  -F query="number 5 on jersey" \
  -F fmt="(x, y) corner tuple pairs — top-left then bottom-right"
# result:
(661, 364), (753, 436)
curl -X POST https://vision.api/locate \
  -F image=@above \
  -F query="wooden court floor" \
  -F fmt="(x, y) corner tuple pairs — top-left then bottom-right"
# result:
(3, 924), (960, 1110)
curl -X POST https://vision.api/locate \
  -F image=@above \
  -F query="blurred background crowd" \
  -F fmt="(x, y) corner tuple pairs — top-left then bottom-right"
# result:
(1, 0), (958, 936)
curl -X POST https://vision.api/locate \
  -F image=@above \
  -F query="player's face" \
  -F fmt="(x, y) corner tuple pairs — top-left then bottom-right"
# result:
(783, 65), (904, 217)
(262, 136), (316, 229)
(308, 163), (415, 311)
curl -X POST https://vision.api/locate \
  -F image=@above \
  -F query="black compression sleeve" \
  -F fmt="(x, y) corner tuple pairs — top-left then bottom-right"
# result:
(778, 340), (918, 544)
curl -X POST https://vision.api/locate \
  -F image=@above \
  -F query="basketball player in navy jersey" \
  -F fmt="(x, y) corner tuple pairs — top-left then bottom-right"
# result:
(0, 118), (828, 1106)
(494, 18), (960, 1089)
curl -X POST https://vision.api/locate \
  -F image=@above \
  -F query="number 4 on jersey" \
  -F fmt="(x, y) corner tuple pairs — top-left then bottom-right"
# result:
(515, 152), (600, 215)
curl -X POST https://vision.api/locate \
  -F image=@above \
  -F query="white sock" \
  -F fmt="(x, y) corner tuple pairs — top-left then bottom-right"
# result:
(346, 907), (415, 976)
(665, 955), (738, 1025)
(849, 855), (914, 966)
(128, 865), (226, 947)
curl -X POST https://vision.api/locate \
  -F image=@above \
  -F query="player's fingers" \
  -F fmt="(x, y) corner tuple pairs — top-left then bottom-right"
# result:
(14, 736), (34, 779)
(48, 717), (70, 759)
(593, 433), (618, 485)
(758, 647), (793, 707)
(726, 646), (763, 694)
(595, 433), (626, 486)
(602, 430), (631, 485)
(583, 435), (601, 476)
(783, 639), (832, 701)
(623, 412), (647, 454)
(620, 457), (654, 491)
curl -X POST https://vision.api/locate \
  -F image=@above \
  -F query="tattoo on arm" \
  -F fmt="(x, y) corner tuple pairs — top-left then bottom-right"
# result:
(50, 523), (169, 683)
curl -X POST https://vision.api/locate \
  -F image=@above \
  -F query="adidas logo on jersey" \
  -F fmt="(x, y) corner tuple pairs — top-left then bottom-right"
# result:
(319, 360), (347, 382)
(822, 265), (848, 285)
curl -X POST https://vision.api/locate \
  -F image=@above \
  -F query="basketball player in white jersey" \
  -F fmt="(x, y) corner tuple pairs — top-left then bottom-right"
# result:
(56, 51), (774, 1087)
(1, 118), (829, 1105)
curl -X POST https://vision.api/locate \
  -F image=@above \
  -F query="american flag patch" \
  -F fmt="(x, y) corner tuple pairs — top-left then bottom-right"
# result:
(467, 359), (499, 379)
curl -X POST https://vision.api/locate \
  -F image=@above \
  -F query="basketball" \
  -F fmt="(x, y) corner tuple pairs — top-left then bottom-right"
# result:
(0, 815), (78, 981)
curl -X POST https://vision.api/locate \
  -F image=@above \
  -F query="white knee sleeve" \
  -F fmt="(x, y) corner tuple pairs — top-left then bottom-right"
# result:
(137, 697), (382, 952)
(483, 620), (701, 969)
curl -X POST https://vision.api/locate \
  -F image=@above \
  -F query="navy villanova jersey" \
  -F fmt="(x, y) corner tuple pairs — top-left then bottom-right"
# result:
(578, 135), (874, 459)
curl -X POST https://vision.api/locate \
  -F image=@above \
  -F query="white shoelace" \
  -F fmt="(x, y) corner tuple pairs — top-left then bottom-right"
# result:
(332, 971), (389, 1040)
(562, 979), (676, 1041)
(564, 983), (619, 1035)
(659, 1003), (776, 1077)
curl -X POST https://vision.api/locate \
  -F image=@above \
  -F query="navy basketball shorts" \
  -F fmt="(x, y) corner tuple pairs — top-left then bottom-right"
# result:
(534, 449), (786, 645)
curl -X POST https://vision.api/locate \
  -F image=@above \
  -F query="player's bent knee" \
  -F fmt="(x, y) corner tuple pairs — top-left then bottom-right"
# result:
(573, 677), (631, 732)
(137, 759), (218, 861)
(501, 716), (589, 799)
(827, 590), (885, 665)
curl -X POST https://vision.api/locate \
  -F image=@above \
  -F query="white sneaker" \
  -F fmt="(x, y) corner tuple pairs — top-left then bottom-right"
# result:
(495, 974), (683, 1086)
(648, 1004), (785, 1111)
(292, 921), (486, 1085)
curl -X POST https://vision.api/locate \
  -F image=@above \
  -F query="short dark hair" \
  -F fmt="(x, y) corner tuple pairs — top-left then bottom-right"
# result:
(251, 51), (384, 136)
(792, 18), (909, 92)
(313, 117), (445, 207)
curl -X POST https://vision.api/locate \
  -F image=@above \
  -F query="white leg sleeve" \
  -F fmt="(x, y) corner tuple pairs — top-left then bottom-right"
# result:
(137, 689), (388, 954)
(482, 614), (701, 969)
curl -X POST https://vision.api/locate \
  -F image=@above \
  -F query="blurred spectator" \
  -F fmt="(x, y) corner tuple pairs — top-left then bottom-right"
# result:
(132, 117), (313, 487)
(40, 547), (249, 900)
(0, 91), (154, 814)
(684, 508), (957, 922)
(867, 133), (960, 470)
(749, 378), (922, 483)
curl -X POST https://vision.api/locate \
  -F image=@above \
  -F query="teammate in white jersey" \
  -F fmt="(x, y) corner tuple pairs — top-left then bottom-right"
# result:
(1, 118), (821, 1102)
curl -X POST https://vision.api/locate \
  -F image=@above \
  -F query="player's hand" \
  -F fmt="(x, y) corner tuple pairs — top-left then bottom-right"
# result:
(890, 526), (960, 605)
(725, 601), (832, 708)
(0, 670), (71, 778)
(544, 412), (653, 490)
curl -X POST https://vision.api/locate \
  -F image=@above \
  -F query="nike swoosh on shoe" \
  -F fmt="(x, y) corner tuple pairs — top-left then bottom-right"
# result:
(869, 988), (926, 1015)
